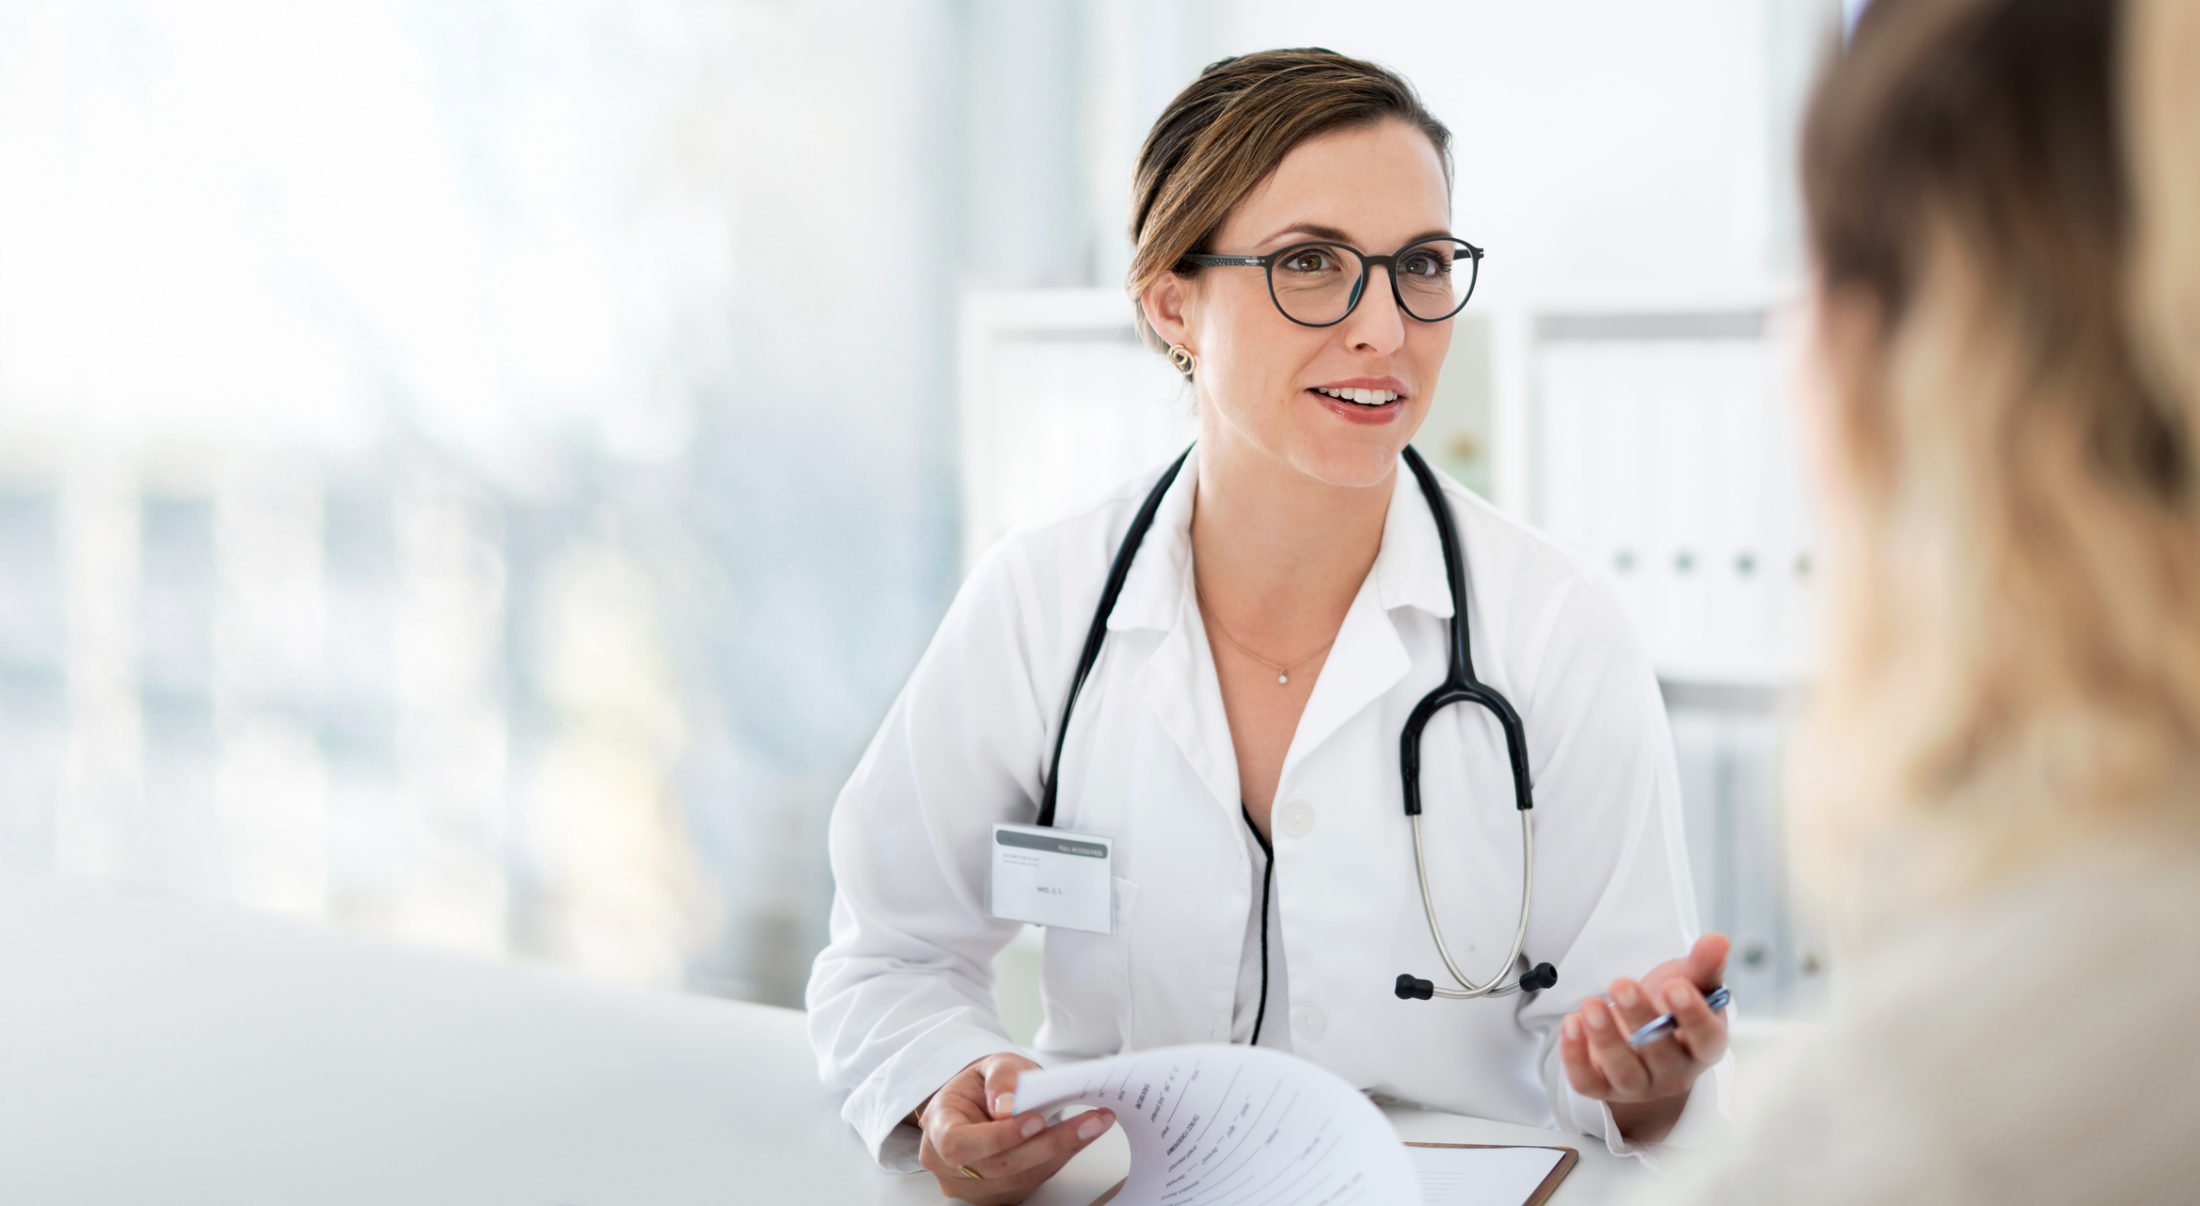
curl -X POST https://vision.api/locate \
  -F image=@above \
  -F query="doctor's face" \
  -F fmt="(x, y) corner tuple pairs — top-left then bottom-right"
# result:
(1168, 118), (1456, 490)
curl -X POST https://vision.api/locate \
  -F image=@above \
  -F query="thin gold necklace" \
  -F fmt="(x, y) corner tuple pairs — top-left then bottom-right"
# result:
(1196, 588), (1336, 686)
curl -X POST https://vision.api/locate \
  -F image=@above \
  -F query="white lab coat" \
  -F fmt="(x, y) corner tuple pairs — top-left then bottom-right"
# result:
(805, 448), (1730, 1172)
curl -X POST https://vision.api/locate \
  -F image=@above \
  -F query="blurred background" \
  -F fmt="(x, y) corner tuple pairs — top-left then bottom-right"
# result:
(0, 0), (1843, 1030)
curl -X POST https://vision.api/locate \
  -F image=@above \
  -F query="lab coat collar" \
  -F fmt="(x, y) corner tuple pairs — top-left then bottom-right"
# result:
(1102, 445), (1457, 636)
(1371, 455), (1457, 620)
(1102, 449), (1199, 636)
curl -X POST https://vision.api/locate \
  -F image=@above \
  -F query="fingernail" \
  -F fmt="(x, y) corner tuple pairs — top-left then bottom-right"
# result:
(1077, 1112), (1112, 1142)
(1563, 1017), (1580, 1042)
(1667, 984), (1691, 1010)
(1585, 1002), (1609, 1030)
(994, 1094), (1013, 1117)
(1615, 983), (1639, 1008)
(1021, 1115), (1044, 1139)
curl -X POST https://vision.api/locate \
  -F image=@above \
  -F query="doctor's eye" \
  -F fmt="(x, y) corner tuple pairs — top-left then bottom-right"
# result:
(1399, 249), (1453, 278)
(1277, 245), (1347, 276)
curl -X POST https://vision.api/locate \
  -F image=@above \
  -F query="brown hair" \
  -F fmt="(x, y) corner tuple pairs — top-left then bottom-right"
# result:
(1792, 0), (2200, 899)
(1124, 48), (1453, 356)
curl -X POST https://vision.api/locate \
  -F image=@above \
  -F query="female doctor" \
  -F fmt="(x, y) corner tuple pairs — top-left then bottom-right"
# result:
(808, 48), (1731, 1203)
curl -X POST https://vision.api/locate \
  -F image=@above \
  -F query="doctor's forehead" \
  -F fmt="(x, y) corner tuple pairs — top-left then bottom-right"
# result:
(1212, 118), (1452, 251)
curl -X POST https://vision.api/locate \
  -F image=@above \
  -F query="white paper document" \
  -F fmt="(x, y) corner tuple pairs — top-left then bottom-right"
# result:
(1014, 1043), (1418, 1205)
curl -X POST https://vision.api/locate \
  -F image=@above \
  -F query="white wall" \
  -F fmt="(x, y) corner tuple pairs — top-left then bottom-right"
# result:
(1071, 0), (1834, 302)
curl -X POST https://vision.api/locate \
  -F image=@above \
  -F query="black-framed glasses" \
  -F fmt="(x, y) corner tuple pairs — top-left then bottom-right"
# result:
(1182, 237), (1484, 327)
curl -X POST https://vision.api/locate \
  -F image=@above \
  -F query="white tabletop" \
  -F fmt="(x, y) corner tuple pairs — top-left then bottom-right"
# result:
(0, 872), (1645, 1204)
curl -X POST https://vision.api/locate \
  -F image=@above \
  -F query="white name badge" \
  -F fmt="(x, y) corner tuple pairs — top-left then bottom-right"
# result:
(988, 823), (1115, 934)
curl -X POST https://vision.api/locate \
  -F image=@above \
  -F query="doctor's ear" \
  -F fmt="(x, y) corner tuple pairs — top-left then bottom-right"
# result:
(1139, 272), (1198, 358)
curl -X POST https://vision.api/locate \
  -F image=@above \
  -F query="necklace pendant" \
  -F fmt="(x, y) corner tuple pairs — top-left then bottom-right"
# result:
(1277, 671), (1289, 685)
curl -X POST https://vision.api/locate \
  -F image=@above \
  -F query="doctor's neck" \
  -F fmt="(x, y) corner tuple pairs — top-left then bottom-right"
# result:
(1188, 434), (1393, 630)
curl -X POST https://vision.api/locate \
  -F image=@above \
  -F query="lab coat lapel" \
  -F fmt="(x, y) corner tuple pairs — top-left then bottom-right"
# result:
(1137, 605), (1242, 814)
(1105, 451), (1243, 815)
(1279, 580), (1408, 782)
(1281, 461), (1454, 780)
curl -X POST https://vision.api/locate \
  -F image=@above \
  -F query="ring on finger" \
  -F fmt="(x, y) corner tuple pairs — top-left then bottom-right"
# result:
(957, 1164), (984, 1180)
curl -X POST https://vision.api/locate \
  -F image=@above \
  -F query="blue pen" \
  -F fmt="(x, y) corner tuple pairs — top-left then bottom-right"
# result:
(1627, 985), (1732, 1049)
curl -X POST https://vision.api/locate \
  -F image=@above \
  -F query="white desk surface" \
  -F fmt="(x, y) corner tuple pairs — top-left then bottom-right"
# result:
(0, 872), (1645, 1204)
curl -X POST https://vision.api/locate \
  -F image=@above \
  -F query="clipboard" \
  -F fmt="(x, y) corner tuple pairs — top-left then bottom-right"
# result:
(1403, 1142), (1579, 1206)
(1082, 1142), (1577, 1206)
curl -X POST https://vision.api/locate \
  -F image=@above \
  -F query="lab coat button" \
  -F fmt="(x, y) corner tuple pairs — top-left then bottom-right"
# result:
(1278, 803), (1315, 838)
(1293, 1003), (1327, 1040)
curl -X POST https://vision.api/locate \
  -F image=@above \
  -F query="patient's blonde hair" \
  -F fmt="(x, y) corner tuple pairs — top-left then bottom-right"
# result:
(1793, 0), (2200, 903)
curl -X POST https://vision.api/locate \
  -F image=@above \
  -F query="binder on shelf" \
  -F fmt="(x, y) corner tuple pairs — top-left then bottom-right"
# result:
(1602, 340), (1666, 651)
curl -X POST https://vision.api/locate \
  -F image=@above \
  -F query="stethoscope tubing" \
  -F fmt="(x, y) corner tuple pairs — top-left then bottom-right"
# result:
(1410, 811), (1536, 997)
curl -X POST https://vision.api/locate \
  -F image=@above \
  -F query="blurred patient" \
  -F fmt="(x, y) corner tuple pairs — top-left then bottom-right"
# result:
(1641, 0), (2200, 1200)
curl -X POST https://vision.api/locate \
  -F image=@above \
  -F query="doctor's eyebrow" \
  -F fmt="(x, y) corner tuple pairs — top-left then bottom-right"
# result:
(1254, 222), (1455, 249)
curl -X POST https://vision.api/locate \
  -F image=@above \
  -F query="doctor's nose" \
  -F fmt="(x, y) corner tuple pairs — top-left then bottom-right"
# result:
(1340, 268), (1409, 356)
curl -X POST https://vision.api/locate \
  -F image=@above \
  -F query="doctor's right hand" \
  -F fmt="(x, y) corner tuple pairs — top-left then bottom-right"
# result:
(914, 1052), (1117, 1204)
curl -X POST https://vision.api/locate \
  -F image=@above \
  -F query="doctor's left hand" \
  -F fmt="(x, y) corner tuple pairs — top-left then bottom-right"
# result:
(914, 1052), (1115, 1204)
(1557, 932), (1730, 1142)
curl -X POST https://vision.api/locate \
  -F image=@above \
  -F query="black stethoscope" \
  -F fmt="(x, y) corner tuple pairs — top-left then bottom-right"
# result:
(1032, 444), (1557, 1036)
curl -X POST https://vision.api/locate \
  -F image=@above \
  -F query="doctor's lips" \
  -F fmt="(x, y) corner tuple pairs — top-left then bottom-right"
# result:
(1308, 376), (1406, 406)
(1307, 375), (1408, 422)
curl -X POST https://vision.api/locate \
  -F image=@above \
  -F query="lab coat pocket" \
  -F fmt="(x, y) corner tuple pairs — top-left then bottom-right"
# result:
(1038, 876), (1139, 1055)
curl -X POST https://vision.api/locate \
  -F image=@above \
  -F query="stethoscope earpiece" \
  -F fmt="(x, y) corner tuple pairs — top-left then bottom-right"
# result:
(1395, 974), (1436, 1001)
(1395, 961), (1557, 1003)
